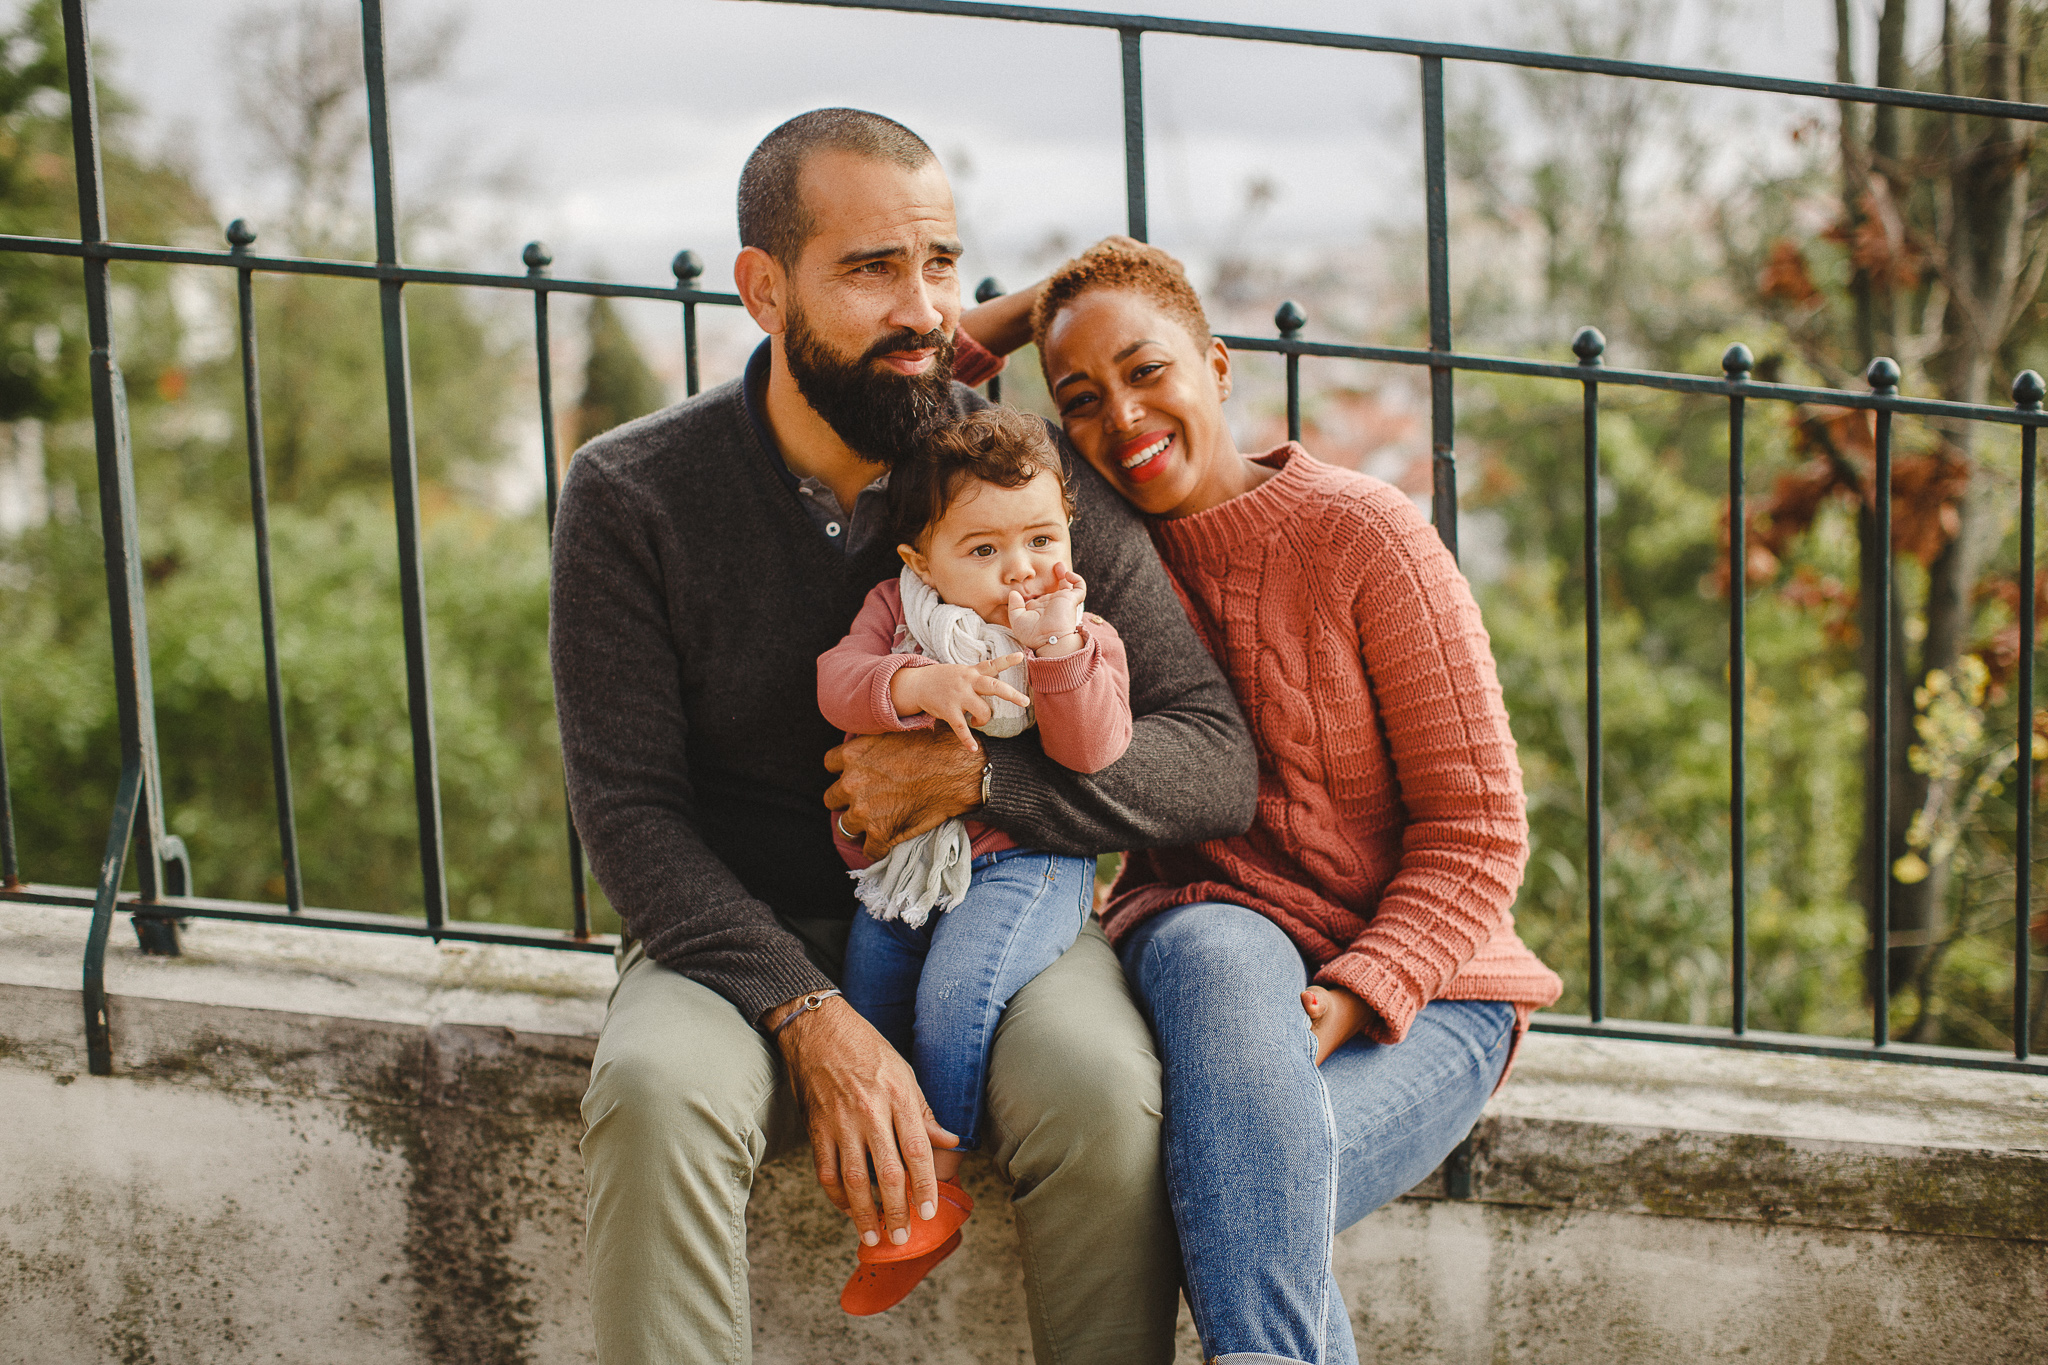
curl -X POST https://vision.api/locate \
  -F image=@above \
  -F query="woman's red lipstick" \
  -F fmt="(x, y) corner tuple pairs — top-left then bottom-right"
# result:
(1116, 430), (1175, 484)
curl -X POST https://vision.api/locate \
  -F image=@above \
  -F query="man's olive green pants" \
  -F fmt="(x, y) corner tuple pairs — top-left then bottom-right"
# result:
(579, 919), (1181, 1364)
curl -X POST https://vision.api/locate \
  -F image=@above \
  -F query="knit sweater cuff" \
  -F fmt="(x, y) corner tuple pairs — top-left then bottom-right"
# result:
(725, 947), (839, 1031)
(1314, 951), (1423, 1044)
(866, 654), (937, 733)
(1025, 632), (1100, 693)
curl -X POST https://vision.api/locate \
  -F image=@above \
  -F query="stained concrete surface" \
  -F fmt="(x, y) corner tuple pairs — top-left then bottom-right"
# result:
(2, 903), (2045, 1364)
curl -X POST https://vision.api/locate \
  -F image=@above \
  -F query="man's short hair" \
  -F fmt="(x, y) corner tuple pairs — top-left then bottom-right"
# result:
(738, 109), (937, 268)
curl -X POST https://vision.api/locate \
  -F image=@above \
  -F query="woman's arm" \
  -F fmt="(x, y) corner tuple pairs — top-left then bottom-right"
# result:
(1313, 490), (1530, 1048)
(959, 283), (1043, 356)
(817, 585), (936, 735)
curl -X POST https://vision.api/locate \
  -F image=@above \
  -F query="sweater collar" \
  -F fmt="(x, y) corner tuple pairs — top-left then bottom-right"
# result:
(1147, 443), (1316, 563)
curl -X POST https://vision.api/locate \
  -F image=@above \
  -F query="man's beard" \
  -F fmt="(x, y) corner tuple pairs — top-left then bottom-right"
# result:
(784, 301), (956, 463)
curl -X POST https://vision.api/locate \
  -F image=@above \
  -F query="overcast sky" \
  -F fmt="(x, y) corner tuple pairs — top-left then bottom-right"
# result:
(64, 0), (1961, 404)
(84, 1), (1932, 274)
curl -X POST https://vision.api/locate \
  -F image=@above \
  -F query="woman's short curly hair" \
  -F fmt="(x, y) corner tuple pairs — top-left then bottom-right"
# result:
(1028, 238), (1212, 363)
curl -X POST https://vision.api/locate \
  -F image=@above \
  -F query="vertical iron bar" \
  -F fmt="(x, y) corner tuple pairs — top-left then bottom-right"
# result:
(674, 251), (704, 397)
(1725, 344), (1753, 1034)
(2014, 370), (2042, 1060)
(1277, 300), (1305, 443)
(361, 0), (448, 932)
(84, 763), (144, 1076)
(1120, 28), (1148, 242)
(1421, 56), (1457, 560)
(526, 243), (589, 939)
(1576, 327), (1606, 1023)
(0, 695), (17, 887)
(1868, 357), (1900, 1048)
(230, 221), (303, 914)
(63, 0), (159, 1066)
(63, 0), (166, 911)
(976, 276), (1005, 404)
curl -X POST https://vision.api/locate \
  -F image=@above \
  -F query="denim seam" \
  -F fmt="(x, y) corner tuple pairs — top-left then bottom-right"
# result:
(1308, 1018), (1340, 1365)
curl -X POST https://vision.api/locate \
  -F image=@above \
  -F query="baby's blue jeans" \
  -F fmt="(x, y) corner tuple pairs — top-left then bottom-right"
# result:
(1121, 900), (1517, 1365)
(843, 847), (1095, 1151)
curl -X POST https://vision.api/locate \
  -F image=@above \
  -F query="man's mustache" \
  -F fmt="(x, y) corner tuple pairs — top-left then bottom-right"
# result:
(862, 328), (949, 365)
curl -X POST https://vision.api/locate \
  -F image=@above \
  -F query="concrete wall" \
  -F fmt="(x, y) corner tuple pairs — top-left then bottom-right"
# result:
(2, 903), (2044, 1364)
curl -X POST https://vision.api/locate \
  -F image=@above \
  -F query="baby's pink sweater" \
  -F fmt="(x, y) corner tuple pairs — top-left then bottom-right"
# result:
(818, 578), (1133, 870)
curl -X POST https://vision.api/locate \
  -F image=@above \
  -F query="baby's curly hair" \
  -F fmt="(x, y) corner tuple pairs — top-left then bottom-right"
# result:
(1028, 238), (1212, 365)
(888, 406), (1074, 549)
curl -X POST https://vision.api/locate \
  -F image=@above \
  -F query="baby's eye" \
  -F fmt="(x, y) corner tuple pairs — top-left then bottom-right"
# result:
(1030, 536), (1051, 549)
(969, 545), (995, 558)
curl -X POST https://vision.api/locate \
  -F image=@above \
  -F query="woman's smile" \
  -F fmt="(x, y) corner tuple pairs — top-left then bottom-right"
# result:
(1117, 430), (1176, 483)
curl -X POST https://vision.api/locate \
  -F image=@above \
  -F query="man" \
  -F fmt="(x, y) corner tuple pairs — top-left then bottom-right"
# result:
(551, 108), (1256, 1365)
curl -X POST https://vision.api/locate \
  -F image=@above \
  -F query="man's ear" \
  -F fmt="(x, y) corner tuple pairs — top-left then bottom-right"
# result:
(734, 246), (788, 336)
(897, 543), (932, 581)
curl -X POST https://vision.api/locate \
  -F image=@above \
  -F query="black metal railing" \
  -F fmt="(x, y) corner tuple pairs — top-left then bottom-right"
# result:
(0, 0), (2042, 1076)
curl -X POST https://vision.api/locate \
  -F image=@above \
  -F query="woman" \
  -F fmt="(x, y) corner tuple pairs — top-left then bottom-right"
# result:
(1031, 240), (1562, 1365)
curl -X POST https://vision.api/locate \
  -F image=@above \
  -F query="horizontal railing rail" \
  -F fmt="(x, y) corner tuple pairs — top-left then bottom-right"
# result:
(0, 231), (744, 305)
(0, 0), (2039, 1075)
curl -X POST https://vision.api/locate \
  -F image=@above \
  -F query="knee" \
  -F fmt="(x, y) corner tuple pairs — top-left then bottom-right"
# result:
(996, 1022), (1164, 1196)
(1136, 902), (1301, 999)
(582, 1032), (770, 1168)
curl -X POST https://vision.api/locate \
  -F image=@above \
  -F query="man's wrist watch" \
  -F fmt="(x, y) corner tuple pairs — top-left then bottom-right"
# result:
(979, 758), (993, 809)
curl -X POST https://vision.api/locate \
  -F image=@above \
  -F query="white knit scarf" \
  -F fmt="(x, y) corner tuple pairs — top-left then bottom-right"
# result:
(850, 566), (1035, 927)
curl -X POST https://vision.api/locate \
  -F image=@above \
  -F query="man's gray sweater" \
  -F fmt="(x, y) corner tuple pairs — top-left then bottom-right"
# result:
(548, 368), (1256, 1024)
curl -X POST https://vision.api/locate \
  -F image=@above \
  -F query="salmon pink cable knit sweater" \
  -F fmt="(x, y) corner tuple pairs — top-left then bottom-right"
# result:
(1105, 445), (1562, 1048)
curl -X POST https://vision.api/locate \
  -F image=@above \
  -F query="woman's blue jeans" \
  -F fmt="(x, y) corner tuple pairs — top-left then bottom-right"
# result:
(843, 847), (1094, 1151)
(1121, 901), (1516, 1365)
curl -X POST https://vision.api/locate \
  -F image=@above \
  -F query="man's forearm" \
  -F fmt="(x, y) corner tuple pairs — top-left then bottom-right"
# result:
(981, 695), (1255, 856)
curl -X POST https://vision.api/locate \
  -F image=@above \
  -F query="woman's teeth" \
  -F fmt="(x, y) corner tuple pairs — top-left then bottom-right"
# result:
(1123, 435), (1171, 470)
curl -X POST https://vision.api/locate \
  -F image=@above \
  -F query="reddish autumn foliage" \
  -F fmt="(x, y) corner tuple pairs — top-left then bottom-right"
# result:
(1710, 406), (1971, 648)
(1818, 190), (1924, 291)
(1758, 239), (1823, 308)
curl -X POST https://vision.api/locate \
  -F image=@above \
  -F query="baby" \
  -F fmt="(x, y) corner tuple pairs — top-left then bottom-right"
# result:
(816, 405), (1131, 1316)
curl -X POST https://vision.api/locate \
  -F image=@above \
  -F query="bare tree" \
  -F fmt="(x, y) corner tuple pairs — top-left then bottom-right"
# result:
(229, 0), (460, 253)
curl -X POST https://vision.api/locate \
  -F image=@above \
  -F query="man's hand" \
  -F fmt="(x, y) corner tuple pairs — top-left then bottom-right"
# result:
(826, 729), (985, 859)
(764, 995), (958, 1247)
(891, 654), (1029, 749)
(1301, 984), (1374, 1066)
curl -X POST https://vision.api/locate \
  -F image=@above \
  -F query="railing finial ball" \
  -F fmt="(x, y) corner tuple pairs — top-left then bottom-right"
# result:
(2014, 370), (2046, 411)
(1721, 343), (1753, 379)
(226, 218), (256, 249)
(1275, 300), (1306, 337)
(522, 241), (553, 273)
(1866, 356), (1901, 394)
(975, 276), (1005, 305)
(672, 250), (705, 284)
(1572, 326), (1605, 364)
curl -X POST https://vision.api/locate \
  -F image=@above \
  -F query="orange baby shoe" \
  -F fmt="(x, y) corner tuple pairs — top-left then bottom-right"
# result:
(838, 1179), (974, 1316)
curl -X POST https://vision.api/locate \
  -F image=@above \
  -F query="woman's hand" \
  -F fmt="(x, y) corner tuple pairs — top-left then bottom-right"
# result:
(889, 655), (1030, 749)
(1007, 565), (1087, 657)
(1301, 984), (1373, 1066)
